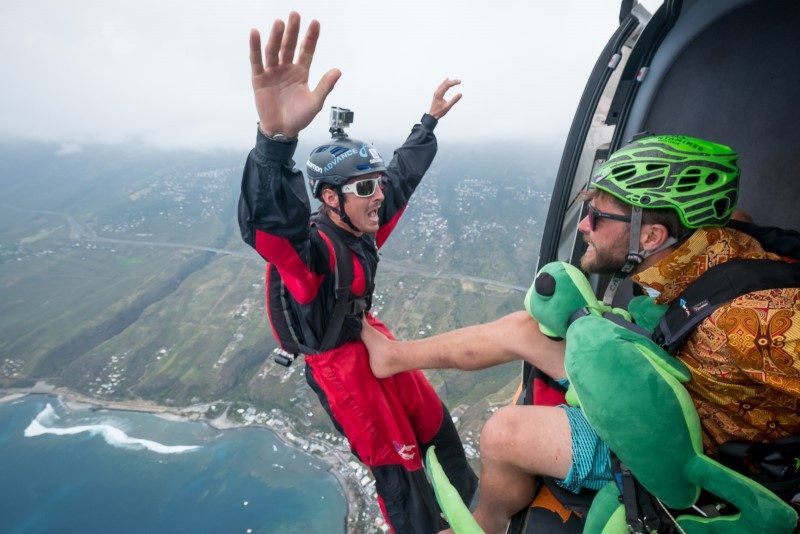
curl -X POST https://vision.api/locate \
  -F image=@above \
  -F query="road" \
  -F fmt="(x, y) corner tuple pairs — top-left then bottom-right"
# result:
(4, 203), (527, 292)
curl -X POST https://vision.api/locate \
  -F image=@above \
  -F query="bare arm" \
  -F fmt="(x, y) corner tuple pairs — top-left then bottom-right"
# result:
(363, 311), (566, 379)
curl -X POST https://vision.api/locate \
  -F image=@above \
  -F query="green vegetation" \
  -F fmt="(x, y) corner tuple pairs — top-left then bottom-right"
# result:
(0, 140), (557, 439)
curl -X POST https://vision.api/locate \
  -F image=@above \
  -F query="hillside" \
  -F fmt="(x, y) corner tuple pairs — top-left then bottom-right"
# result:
(0, 139), (558, 444)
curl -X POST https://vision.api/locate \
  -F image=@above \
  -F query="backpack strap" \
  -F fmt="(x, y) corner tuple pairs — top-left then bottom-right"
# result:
(275, 239), (331, 359)
(653, 259), (800, 353)
(312, 217), (368, 352)
(267, 263), (318, 361)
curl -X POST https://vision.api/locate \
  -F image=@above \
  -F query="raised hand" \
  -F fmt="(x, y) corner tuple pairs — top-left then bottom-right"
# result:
(428, 78), (463, 120)
(249, 12), (341, 138)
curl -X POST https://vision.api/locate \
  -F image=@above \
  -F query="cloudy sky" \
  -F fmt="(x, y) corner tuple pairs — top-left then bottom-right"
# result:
(0, 1), (658, 151)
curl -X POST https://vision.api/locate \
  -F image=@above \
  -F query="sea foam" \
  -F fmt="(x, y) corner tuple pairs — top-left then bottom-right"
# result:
(24, 403), (201, 454)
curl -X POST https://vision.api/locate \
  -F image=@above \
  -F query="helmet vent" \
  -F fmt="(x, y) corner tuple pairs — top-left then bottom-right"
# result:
(645, 163), (668, 172)
(611, 164), (636, 180)
(675, 174), (700, 193)
(713, 198), (730, 217)
(705, 172), (720, 186)
(330, 147), (348, 156)
(629, 178), (663, 190)
(313, 146), (329, 154)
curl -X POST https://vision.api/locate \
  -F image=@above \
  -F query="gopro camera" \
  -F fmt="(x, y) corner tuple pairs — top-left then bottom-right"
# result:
(330, 106), (354, 138)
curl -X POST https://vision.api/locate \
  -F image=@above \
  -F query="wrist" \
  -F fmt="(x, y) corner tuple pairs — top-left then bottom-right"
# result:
(421, 113), (438, 131)
(257, 122), (298, 142)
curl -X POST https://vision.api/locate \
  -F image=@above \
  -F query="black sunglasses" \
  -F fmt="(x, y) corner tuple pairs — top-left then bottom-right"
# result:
(587, 204), (631, 231)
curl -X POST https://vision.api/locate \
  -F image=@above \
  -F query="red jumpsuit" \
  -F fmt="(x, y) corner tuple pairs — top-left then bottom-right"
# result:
(238, 114), (477, 532)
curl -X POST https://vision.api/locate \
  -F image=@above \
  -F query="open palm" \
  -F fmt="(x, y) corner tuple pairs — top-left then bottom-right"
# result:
(250, 13), (340, 138)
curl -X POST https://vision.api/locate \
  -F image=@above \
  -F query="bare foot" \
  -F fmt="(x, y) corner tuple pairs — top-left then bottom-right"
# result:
(361, 318), (396, 378)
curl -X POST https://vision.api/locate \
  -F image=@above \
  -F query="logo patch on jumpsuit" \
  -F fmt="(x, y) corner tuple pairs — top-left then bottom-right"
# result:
(393, 441), (416, 460)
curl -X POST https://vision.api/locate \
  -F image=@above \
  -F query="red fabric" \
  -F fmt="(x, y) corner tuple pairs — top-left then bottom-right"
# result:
(315, 229), (338, 272)
(255, 229), (324, 304)
(532, 377), (567, 407)
(316, 229), (366, 296)
(304, 315), (444, 469)
(351, 256), (366, 296)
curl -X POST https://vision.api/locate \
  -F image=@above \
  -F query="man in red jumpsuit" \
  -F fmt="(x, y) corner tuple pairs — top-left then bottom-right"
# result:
(238, 13), (477, 532)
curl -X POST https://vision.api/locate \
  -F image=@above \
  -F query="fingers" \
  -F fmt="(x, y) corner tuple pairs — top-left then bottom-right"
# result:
(264, 18), (284, 68)
(429, 78), (463, 119)
(434, 78), (461, 99)
(312, 68), (342, 107)
(297, 19), (321, 71)
(280, 11), (300, 64)
(442, 92), (463, 113)
(249, 29), (263, 77)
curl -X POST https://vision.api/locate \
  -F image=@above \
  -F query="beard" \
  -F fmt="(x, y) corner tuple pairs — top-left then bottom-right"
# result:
(579, 237), (629, 274)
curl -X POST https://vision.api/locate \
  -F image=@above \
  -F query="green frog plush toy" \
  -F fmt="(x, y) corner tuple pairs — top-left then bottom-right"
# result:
(425, 261), (797, 533)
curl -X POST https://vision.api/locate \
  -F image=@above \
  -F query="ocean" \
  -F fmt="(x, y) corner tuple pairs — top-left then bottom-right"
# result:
(0, 395), (346, 534)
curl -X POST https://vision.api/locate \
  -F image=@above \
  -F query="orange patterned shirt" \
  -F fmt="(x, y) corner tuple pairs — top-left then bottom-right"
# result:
(633, 227), (800, 453)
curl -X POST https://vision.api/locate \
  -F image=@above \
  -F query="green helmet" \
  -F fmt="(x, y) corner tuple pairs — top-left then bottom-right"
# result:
(592, 135), (739, 228)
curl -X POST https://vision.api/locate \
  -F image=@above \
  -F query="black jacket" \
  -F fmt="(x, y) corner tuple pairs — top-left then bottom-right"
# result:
(238, 114), (439, 350)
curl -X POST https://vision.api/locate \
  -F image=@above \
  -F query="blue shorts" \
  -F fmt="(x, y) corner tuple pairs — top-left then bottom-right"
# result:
(555, 405), (613, 493)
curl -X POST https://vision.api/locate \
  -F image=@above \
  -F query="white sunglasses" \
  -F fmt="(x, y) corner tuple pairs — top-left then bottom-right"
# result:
(340, 177), (385, 197)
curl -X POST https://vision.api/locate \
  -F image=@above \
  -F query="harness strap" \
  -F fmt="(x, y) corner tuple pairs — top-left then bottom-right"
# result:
(313, 217), (363, 353)
(568, 307), (652, 338)
(612, 456), (662, 534)
(601, 310), (652, 338)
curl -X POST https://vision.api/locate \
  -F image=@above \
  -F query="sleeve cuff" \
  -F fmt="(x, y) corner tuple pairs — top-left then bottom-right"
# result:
(421, 113), (438, 131)
(254, 128), (298, 162)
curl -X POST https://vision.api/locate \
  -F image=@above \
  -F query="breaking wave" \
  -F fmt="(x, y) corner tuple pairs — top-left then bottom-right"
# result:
(24, 403), (201, 454)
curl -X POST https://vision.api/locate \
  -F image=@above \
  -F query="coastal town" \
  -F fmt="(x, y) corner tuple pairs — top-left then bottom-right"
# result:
(2, 147), (552, 532)
(1, 368), (488, 534)
(222, 347), (484, 533)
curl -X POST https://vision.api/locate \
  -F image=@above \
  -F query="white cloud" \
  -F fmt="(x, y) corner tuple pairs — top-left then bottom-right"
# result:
(0, 0), (632, 150)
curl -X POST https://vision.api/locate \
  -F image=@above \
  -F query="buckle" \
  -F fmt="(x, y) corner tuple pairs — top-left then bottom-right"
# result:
(347, 298), (367, 316)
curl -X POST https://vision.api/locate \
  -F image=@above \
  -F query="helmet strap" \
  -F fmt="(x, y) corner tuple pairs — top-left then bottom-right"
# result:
(334, 189), (361, 233)
(602, 207), (678, 304)
(627, 207), (649, 265)
(602, 207), (644, 305)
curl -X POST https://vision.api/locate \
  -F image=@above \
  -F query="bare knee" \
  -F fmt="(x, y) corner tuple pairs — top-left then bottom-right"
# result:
(479, 405), (573, 479)
(479, 406), (521, 464)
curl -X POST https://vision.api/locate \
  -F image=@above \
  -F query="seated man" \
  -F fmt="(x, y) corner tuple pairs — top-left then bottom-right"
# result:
(363, 135), (800, 533)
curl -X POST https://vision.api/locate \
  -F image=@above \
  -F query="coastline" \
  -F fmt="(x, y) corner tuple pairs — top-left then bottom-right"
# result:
(0, 381), (372, 533)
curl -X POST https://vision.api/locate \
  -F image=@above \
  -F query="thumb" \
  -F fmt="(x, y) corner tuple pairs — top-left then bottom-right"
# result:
(312, 68), (341, 107)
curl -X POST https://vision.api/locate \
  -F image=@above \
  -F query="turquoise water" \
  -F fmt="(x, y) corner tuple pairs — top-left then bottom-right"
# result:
(0, 395), (346, 534)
